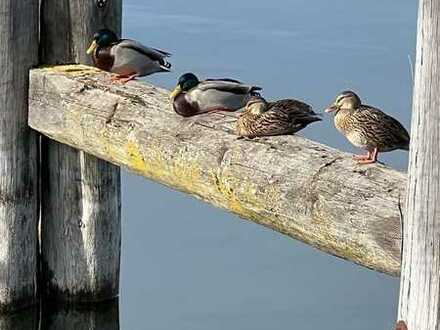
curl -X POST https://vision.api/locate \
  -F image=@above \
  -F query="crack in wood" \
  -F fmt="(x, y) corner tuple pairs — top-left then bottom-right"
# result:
(105, 102), (119, 124)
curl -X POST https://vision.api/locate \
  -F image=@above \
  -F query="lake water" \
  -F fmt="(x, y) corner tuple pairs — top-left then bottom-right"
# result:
(121, 1), (416, 329)
(4, 1), (417, 329)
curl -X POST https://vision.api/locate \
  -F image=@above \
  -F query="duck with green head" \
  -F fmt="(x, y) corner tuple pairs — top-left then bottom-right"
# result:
(236, 96), (321, 138)
(86, 29), (172, 83)
(170, 73), (262, 117)
(325, 91), (410, 164)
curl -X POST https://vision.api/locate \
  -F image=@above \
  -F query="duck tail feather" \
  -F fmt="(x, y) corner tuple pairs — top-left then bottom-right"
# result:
(250, 86), (263, 96)
(159, 59), (172, 71)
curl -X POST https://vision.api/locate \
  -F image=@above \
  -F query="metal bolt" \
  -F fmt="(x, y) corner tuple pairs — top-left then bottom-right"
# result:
(96, 0), (108, 9)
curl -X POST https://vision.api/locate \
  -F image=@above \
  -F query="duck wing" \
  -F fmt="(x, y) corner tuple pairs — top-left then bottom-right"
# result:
(205, 78), (243, 84)
(115, 39), (171, 68)
(354, 105), (410, 149)
(198, 79), (262, 95)
(267, 99), (318, 116)
(254, 99), (321, 136)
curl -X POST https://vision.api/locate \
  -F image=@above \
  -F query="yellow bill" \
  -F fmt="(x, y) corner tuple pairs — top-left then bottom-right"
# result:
(170, 85), (182, 100)
(86, 40), (98, 55)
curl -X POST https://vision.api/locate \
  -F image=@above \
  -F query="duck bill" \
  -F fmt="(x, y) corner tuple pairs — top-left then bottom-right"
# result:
(325, 104), (339, 113)
(86, 40), (98, 55)
(169, 86), (182, 100)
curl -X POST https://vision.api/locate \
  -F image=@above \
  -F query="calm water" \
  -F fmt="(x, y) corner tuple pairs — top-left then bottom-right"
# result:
(3, 1), (417, 329)
(121, 1), (416, 329)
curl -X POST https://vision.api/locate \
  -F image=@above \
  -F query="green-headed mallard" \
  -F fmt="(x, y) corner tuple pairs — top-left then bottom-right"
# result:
(236, 96), (321, 138)
(170, 73), (262, 117)
(325, 90), (410, 164)
(86, 29), (171, 83)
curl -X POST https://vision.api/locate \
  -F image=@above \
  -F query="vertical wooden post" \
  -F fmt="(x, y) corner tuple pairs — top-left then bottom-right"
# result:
(39, 0), (122, 302)
(398, 0), (440, 329)
(41, 300), (119, 329)
(0, 0), (39, 313)
(0, 307), (39, 330)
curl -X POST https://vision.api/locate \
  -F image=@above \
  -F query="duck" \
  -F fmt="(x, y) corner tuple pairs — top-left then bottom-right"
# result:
(86, 29), (171, 83)
(236, 96), (322, 138)
(325, 90), (410, 164)
(170, 73), (262, 117)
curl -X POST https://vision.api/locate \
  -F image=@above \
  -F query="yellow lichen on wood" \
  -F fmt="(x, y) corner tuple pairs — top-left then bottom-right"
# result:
(45, 64), (103, 76)
(124, 140), (202, 194)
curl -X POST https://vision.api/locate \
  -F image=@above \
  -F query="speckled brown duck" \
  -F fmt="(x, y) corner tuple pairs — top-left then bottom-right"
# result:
(236, 96), (321, 138)
(86, 29), (171, 83)
(170, 73), (262, 117)
(325, 90), (410, 164)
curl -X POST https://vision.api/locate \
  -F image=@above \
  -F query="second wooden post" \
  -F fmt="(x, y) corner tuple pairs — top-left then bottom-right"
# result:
(39, 0), (122, 302)
(398, 0), (440, 329)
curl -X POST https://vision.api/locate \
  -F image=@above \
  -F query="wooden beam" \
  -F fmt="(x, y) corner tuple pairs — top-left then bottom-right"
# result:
(29, 65), (406, 276)
(0, 0), (39, 313)
(39, 1), (121, 302)
(398, 0), (440, 328)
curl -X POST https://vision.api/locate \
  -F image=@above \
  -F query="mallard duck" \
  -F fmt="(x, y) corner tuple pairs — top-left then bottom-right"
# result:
(236, 96), (321, 138)
(325, 91), (410, 164)
(170, 73), (262, 117)
(86, 29), (171, 83)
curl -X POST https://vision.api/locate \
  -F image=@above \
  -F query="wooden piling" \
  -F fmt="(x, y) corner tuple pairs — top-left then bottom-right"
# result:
(41, 300), (119, 330)
(398, 0), (440, 328)
(0, 0), (39, 313)
(0, 307), (39, 330)
(39, 0), (122, 302)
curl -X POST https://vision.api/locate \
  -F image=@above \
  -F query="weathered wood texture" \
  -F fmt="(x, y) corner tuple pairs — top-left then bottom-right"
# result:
(41, 300), (119, 330)
(0, 0), (39, 313)
(0, 307), (39, 330)
(398, 0), (440, 328)
(39, 1), (122, 302)
(29, 65), (406, 276)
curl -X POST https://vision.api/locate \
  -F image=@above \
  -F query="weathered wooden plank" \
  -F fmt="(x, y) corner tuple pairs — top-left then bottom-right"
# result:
(398, 0), (440, 328)
(0, 0), (39, 313)
(39, 1), (121, 302)
(29, 65), (406, 276)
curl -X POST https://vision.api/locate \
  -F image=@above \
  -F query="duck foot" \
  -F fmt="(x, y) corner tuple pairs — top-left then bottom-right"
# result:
(204, 107), (237, 114)
(109, 74), (139, 84)
(356, 158), (377, 165)
(353, 154), (370, 161)
(354, 148), (378, 165)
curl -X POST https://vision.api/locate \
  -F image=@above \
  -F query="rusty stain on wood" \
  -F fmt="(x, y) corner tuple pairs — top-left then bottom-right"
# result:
(396, 321), (407, 330)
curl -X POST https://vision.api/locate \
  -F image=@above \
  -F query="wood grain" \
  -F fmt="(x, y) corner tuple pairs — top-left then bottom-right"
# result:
(39, 0), (122, 302)
(398, 0), (440, 328)
(0, 0), (39, 313)
(29, 65), (407, 276)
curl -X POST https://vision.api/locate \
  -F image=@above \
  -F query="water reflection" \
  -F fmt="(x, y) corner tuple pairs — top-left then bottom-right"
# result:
(41, 300), (119, 330)
(0, 307), (38, 330)
(0, 299), (119, 330)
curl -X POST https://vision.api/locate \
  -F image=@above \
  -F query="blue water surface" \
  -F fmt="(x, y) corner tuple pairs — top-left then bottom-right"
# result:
(119, 1), (417, 330)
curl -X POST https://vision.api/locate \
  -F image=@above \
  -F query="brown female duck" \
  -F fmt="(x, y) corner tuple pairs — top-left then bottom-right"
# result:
(325, 91), (410, 164)
(86, 29), (171, 83)
(236, 96), (321, 138)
